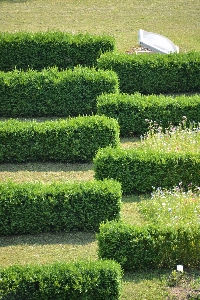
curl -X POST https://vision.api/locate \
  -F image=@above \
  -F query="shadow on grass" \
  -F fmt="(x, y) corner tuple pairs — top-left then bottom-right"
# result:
(0, 162), (93, 173)
(0, 231), (96, 247)
(122, 193), (151, 203)
(123, 269), (169, 283)
(123, 270), (168, 283)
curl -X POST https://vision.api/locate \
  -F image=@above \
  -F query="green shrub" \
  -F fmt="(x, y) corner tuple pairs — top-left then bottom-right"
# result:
(0, 179), (121, 235)
(97, 51), (200, 94)
(0, 260), (122, 299)
(0, 31), (115, 71)
(93, 146), (200, 194)
(97, 92), (200, 136)
(97, 221), (200, 270)
(0, 67), (119, 118)
(0, 116), (120, 163)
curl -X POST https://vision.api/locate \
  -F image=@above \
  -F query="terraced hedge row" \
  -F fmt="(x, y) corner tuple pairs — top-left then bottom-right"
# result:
(97, 51), (200, 94)
(94, 146), (200, 194)
(0, 116), (120, 163)
(0, 31), (115, 71)
(97, 92), (200, 136)
(0, 67), (119, 118)
(0, 260), (122, 300)
(97, 221), (200, 270)
(0, 179), (121, 235)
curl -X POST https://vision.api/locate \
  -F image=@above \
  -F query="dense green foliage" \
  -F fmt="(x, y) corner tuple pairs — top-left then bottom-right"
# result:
(97, 221), (200, 270)
(0, 116), (120, 163)
(0, 260), (122, 299)
(0, 31), (115, 71)
(0, 179), (121, 235)
(97, 92), (200, 136)
(93, 146), (200, 194)
(97, 51), (200, 94)
(0, 67), (119, 118)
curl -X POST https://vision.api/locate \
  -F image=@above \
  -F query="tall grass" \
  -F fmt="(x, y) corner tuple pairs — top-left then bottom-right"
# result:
(139, 186), (200, 227)
(140, 117), (200, 154)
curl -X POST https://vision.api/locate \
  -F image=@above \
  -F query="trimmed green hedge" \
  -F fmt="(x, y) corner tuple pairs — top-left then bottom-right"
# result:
(97, 51), (200, 94)
(0, 31), (115, 71)
(97, 221), (200, 270)
(97, 92), (200, 136)
(0, 180), (121, 235)
(0, 67), (119, 118)
(0, 116), (120, 163)
(0, 260), (122, 299)
(93, 147), (200, 194)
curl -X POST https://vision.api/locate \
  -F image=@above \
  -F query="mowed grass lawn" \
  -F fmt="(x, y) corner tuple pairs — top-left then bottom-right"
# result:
(0, 0), (200, 52)
(0, 0), (200, 299)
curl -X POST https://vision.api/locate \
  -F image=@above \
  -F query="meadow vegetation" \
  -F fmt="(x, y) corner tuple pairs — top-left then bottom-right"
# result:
(141, 118), (200, 154)
(0, 0), (200, 299)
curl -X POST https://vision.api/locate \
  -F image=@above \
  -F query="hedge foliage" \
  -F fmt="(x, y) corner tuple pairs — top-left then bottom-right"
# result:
(0, 260), (122, 300)
(0, 31), (115, 71)
(93, 146), (200, 194)
(0, 179), (121, 235)
(0, 116), (120, 163)
(0, 67), (119, 118)
(97, 221), (200, 270)
(97, 92), (200, 136)
(97, 51), (200, 94)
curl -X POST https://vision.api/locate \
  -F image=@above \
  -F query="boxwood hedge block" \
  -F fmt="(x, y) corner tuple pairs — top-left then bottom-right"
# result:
(97, 51), (200, 94)
(0, 260), (122, 300)
(93, 146), (200, 194)
(97, 92), (200, 136)
(97, 221), (200, 270)
(0, 31), (115, 71)
(0, 116), (120, 163)
(0, 67), (119, 118)
(0, 179), (122, 235)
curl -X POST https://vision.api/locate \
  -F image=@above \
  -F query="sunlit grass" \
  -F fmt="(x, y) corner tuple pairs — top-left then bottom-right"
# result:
(0, 232), (97, 267)
(0, 162), (94, 183)
(0, 0), (200, 53)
